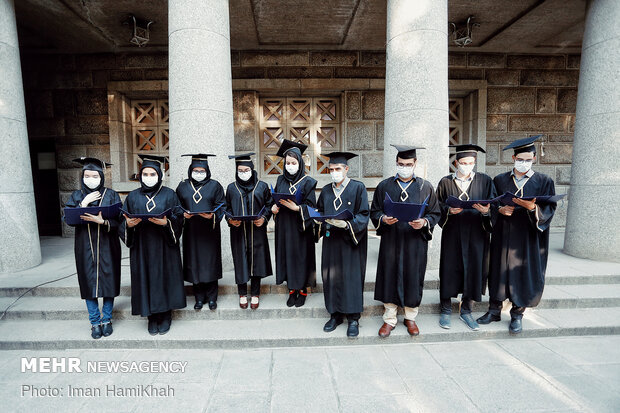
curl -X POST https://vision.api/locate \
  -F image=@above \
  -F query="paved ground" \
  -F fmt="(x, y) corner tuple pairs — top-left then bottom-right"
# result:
(1, 336), (619, 412)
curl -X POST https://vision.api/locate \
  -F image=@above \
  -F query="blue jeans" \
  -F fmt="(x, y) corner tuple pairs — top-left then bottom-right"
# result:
(85, 297), (114, 326)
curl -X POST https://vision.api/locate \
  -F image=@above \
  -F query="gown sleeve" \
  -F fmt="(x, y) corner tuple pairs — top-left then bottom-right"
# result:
(225, 185), (236, 227)
(419, 181), (441, 242)
(313, 189), (325, 243)
(527, 176), (556, 232)
(370, 182), (387, 235)
(104, 191), (122, 234)
(343, 183), (370, 246)
(63, 190), (83, 227)
(260, 183), (274, 223)
(435, 178), (450, 229)
(118, 195), (135, 248)
(298, 179), (317, 233)
(163, 191), (184, 246)
(480, 178), (497, 233)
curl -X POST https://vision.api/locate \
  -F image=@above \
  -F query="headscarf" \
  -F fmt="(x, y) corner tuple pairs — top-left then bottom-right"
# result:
(188, 158), (211, 187)
(282, 147), (305, 183)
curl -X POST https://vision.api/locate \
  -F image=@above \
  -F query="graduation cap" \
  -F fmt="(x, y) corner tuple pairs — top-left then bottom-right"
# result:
(502, 135), (542, 155)
(450, 144), (486, 159)
(276, 140), (308, 158)
(182, 153), (216, 161)
(324, 151), (358, 165)
(138, 154), (168, 171)
(228, 152), (256, 169)
(72, 157), (112, 171)
(391, 144), (425, 159)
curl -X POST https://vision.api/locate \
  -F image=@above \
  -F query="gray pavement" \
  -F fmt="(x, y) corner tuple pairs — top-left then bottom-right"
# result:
(1, 336), (619, 412)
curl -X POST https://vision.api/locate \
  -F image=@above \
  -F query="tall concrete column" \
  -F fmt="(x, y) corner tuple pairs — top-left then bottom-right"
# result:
(564, 0), (620, 262)
(0, 0), (41, 273)
(383, 0), (449, 268)
(169, 0), (235, 270)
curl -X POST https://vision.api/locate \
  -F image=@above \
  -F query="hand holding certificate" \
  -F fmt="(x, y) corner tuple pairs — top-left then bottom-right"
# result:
(383, 193), (428, 222)
(63, 202), (122, 225)
(308, 208), (354, 222)
(225, 206), (267, 222)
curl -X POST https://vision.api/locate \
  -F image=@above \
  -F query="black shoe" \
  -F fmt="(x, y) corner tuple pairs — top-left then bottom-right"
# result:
(509, 317), (522, 334)
(477, 312), (501, 324)
(101, 322), (113, 337)
(194, 301), (204, 310)
(158, 312), (171, 335)
(323, 317), (343, 332)
(294, 291), (307, 307)
(147, 316), (158, 335)
(208, 301), (217, 310)
(286, 290), (297, 307)
(347, 320), (359, 338)
(91, 324), (103, 339)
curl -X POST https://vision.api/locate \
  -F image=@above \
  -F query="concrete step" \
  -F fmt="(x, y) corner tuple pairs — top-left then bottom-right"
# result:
(1, 306), (619, 350)
(2, 284), (620, 321)
(2, 273), (620, 298)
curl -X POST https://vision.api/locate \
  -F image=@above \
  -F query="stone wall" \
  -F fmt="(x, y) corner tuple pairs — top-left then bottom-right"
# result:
(21, 50), (577, 231)
(20, 53), (169, 235)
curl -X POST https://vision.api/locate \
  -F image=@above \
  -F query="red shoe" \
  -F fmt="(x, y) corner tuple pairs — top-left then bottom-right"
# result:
(250, 296), (259, 310)
(239, 295), (248, 309)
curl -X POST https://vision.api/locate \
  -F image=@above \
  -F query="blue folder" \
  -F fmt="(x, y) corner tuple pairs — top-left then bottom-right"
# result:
(63, 202), (122, 225)
(497, 192), (566, 207)
(225, 206), (267, 221)
(383, 193), (428, 221)
(270, 185), (303, 204)
(182, 203), (225, 216)
(120, 208), (172, 219)
(308, 208), (354, 222)
(445, 196), (498, 209)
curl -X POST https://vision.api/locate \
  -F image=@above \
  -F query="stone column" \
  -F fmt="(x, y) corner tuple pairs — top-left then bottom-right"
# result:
(168, 0), (235, 270)
(0, 0), (42, 273)
(564, 0), (620, 262)
(383, 0), (449, 268)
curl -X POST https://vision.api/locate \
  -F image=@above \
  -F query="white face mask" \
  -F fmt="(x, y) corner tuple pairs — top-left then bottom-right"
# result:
(396, 165), (414, 179)
(514, 160), (533, 173)
(457, 162), (475, 176)
(142, 175), (159, 188)
(238, 171), (252, 182)
(191, 171), (207, 182)
(83, 176), (101, 190)
(285, 163), (299, 175)
(330, 170), (344, 184)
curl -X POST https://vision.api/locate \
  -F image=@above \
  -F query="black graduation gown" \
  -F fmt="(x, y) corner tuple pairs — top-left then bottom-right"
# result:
(315, 180), (369, 314)
(119, 186), (187, 316)
(274, 175), (317, 289)
(370, 176), (441, 308)
(489, 171), (557, 308)
(65, 188), (122, 299)
(225, 180), (273, 284)
(176, 179), (226, 284)
(436, 173), (496, 301)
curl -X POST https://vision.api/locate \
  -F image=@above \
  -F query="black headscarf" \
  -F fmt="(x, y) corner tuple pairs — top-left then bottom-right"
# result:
(80, 161), (105, 195)
(140, 162), (163, 196)
(188, 158), (211, 187)
(282, 147), (305, 183)
(235, 158), (258, 191)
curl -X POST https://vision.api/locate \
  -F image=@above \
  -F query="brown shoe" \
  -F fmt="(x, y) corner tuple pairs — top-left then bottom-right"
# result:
(404, 319), (419, 336)
(250, 296), (259, 310)
(239, 295), (248, 309)
(378, 323), (394, 338)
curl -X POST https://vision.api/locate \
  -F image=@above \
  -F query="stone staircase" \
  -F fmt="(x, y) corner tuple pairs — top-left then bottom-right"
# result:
(1, 233), (619, 349)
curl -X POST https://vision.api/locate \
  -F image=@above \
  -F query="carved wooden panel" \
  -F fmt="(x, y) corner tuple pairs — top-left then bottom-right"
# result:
(131, 99), (169, 176)
(259, 97), (340, 176)
(449, 98), (464, 173)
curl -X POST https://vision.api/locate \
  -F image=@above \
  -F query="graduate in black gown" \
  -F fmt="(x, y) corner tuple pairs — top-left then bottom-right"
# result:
(477, 135), (557, 334)
(436, 144), (496, 331)
(119, 154), (186, 335)
(370, 145), (441, 338)
(315, 152), (369, 338)
(176, 154), (226, 311)
(225, 153), (273, 310)
(271, 140), (317, 307)
(65, 157), (121, 339)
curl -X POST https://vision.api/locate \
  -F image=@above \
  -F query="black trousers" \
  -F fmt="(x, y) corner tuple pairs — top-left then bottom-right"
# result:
(193, 281), (218, 303)
(237, 276), (261, 296)
(488, 299), (526, 319)
(331, 312), (360, 322)
(440, 296), (474, 315)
